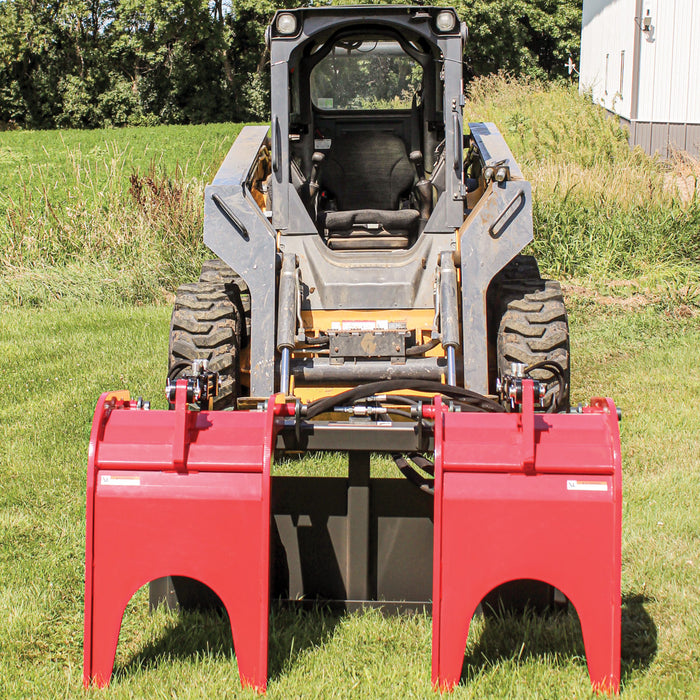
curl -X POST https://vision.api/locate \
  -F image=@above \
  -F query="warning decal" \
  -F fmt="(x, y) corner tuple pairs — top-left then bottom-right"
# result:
(100, 474), (141, 487)
(331, 320), (389, 331)
(566, 479), (608, 492)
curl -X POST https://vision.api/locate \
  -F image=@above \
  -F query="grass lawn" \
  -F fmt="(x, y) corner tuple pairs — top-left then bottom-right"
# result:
(1, 78), (698, 697)
(1, 299), (698, 698)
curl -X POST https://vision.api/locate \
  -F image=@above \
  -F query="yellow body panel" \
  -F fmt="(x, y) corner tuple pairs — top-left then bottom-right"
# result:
(239, 309), (456, 401)
(300, 309), (435, 335)
(292, 308), (444, 401)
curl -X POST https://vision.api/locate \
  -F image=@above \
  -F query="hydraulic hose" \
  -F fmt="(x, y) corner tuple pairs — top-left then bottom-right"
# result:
(305, 378), (505, 419)
(405, 338), (440, 357)
(392, 453), (434, 495)
(524, 360), (568, 413)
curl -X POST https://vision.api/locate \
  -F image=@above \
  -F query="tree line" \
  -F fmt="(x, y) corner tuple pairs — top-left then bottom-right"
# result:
(0, 0), (582, 130)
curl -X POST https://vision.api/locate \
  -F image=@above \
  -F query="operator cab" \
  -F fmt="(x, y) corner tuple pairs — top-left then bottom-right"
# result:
(268, 7), (466, 250)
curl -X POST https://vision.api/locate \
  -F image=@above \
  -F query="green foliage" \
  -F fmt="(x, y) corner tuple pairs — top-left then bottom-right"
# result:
(455, 0), (582, 79)
(3, 78), (697, 309)
(465, 75), (700, 287)
(0, 0), (583, 129)
(0, 122), (246, 305)
(324, 0), (583, 80)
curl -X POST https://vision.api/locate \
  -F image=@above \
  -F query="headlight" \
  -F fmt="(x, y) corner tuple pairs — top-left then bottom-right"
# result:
(276, 13), (297, 36)
(436, 10), (456, 32)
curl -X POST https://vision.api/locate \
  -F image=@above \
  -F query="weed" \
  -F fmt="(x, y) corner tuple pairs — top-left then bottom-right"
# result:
(466, 75), (700, 293)
(0, 124), (248, 305)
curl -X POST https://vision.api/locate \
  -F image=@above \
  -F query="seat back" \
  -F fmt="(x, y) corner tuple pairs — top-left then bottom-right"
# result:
(321, 132), (415, 210)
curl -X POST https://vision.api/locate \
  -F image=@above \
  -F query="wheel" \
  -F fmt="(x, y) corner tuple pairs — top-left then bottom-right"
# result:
(159, 274), (245, 610)
(199, 259), (251, 349)
(494, 258), (570, 411)
(168, 279), (243, 409)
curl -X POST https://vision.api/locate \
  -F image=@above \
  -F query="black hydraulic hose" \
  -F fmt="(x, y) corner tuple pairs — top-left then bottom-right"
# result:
(167, 360), (191, 380)
(303, 334), (330, 347)
(385, 408), (434, 431)
(525, 360), (567, 413)
(408, 452), (435, 476)
(385, 395), (419, 406)
(392, 453), (434, 495)
(385, 408), (414, 420)
(405, 338), (441, 357)
(305, 379), (505, 419)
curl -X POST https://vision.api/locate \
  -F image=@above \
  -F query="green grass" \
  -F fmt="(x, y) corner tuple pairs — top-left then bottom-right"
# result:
(465, 76), (700, 296)
(0, 123), (248, 305)
(1, 77), (699, 696)
(1, 300), (698, 698)
(2, 79), (699, 309)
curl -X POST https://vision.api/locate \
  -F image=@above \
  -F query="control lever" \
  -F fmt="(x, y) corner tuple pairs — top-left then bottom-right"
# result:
(409, 150), (424, 179)
(308, 151), (325, 211)
(410, 150), (432, 220)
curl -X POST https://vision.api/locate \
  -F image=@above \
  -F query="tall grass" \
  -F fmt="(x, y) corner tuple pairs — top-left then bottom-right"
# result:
(0, 124), (246, 305)
(466, 75), (700, 290)
(1, 82), (698, 308)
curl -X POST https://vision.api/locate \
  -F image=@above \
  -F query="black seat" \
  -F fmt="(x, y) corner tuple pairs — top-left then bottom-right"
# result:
(318, 132), (419, 250)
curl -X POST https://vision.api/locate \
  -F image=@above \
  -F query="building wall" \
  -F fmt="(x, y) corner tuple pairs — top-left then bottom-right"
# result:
(621, 117), (700, 159)
(580, 0), (700, 157)
(636, 0), (699, 123)
(580, 0), (637, 120)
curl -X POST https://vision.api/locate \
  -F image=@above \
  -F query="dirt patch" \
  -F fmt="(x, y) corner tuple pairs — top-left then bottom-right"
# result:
(663, 173), (698, 204)
(561, 282), (699, 318)
(562, 283), (655, 309)
(664, 151), (699, 204)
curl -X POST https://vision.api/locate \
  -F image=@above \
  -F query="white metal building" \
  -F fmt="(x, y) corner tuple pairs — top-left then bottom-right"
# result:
(579, 0), (700, 158)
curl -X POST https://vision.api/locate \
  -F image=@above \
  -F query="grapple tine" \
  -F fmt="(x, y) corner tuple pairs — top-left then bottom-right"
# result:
(432, 381), (622, 693)
(84, 392), (282, 691)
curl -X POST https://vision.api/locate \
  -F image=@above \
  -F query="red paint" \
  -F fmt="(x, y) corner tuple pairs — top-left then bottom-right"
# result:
(84, 382), (622, 694)
(84, 392), (280, 692)
(431, 384), (622, 693)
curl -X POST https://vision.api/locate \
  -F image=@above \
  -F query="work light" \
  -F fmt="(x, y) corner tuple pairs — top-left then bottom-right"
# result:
(436, 10), (456, 32)
(276, 13), (297, 35)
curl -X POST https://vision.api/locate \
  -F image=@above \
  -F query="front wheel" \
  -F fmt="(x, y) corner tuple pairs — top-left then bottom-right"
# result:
(494, 267), (570, 411)
(168, 280), (243, 409)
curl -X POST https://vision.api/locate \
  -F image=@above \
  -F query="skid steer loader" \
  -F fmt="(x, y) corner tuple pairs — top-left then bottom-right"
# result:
(84, 6), (622, 694)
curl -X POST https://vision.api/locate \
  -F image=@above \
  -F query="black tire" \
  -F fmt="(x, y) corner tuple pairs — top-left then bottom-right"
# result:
(199, 259), (251, 349)
(155, 278), (246, 611)
(495, 263), (570, 411)
(168, 281), (242, 409)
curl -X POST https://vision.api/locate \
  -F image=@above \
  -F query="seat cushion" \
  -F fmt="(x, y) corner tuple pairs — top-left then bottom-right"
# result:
(321, 208), (420, 234)
(320, 209), (419, 251)
(321, 132), (416, 210)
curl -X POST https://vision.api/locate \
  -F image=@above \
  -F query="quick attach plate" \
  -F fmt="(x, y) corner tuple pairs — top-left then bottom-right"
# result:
(328, 330), (407, 365)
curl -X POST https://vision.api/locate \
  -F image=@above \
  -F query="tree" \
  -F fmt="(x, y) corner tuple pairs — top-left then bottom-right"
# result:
(453, 0), (582, 80)
(0, 0), (583, 129)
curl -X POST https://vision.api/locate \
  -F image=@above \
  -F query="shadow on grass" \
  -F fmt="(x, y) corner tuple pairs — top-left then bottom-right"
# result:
(620, 594), (658, 685)
(113, 601), (342, 684)
(460, 593), (657, 688)
(113, 607), (234, 682)
(267, 603), (343, 681)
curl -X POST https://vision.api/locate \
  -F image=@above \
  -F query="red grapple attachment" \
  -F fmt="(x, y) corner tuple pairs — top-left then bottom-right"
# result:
(83, 382), (282, 692)
(431, 381), (622, 693)
(84, 380), (621, 694)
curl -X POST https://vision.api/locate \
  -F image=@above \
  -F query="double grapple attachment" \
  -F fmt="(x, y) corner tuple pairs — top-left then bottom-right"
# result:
(84, 6), (622, 694)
